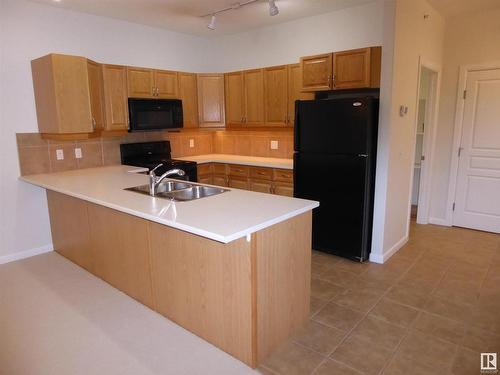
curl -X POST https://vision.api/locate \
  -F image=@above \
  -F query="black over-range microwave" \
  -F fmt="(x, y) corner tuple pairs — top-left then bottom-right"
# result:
(128, 98), (183, 132)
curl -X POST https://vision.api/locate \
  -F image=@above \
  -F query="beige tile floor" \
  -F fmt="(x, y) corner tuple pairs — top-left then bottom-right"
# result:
(1, 222), (499, 375)
(259, 222), (500, 375)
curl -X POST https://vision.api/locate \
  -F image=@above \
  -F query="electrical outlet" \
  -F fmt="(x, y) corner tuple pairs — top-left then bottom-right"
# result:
(74, 148), (82, 159)
(189, 139), (195, 148)
(270, 140), (279, 150)
(56, 149), (64, 160)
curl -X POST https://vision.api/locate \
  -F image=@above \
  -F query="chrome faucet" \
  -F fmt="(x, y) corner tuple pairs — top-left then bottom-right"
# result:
(149, 164), (186, 196)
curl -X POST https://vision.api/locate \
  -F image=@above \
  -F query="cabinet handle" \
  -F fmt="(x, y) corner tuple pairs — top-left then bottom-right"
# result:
(332, 74), (336, 88)
(91, 117), (96, 130)
(156, 87), (160, 96)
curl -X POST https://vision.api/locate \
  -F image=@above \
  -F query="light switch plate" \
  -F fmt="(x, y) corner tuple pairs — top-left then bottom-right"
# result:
(270, 140), (279, 150)
(56, 149), (64, 160)
(74, 148), (82, 159)
(189, 139), (195, 148)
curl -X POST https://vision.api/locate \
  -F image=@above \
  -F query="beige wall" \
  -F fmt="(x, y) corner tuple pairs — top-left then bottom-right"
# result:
(371, 0), (445, 262)
(429, 8), (500, 223)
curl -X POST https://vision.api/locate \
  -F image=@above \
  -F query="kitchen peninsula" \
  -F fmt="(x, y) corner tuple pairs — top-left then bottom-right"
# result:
(20, 165), (318, 368)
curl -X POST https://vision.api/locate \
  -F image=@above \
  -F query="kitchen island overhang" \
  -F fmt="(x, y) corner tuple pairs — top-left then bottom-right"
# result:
(21, 166), (319, 368)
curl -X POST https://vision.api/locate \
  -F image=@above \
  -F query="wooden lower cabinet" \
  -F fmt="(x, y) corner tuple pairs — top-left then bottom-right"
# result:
(274, 182), (293, 197)
(249, 179), (273, 194)
(200, 163), (294, 197)
(229, 176), (250, 190)
(46, 190), (311, 368)
(212, 174), (228, 187)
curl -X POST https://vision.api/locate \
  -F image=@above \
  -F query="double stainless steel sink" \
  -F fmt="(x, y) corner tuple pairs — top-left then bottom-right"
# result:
(125, 180), (228, 201)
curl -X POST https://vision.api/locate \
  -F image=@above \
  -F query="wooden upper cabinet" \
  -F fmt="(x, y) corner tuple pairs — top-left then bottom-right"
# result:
(225, 71), (244, 127)
(155, 70), (178, 98)
(243, 69), (265, 126)
(300, 47), (382, 92)
(333, 47), (381, 89)
(127, 67), (154, 98)
(31, 54), (94, 135)
(102, 64), (129, 132)
(87, 60), (105, 132)
(287, 64), (314, 127)
(197, 73), (225, 128)
(300, 53), (333, 92)
(127, 67), (178, 98)
(178, 72), (198, 128)
(264, 65), (288, 127)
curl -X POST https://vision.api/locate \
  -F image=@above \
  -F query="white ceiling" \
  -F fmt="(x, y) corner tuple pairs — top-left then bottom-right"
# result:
(28, 0), (376, 36)
(427, 0), (500, 18)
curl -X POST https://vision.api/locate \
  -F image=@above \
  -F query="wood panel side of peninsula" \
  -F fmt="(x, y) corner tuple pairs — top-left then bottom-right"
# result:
(46, 190), (311, 367)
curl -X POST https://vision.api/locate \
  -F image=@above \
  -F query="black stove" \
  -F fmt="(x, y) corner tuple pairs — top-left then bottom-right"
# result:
(120, 141), (198, 182)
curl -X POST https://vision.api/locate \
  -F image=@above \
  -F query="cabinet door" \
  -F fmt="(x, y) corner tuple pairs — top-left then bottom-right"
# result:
(87, 60), (105, 132)
(243, 69), (265, 126)
(155, 70), (178, 98)
(198, 176), (212, 185)
(197, 74), (225, 128)
(287, 64), (314, 127)
(212, 175), (228, 187)
(333, 48), (370, 89)
(229, 177), (249, 190)
(127, 67), (154, 98)
(332, 47), (381, 89)
(102, 64), (129, 131)
(300, 53), (333, 92)
(273, 182), (293, 197)
(178, 72), (198, 128)
(225, 72), (244, 127)
(264, 65), (288, 127)
(249, 179), (273, 194)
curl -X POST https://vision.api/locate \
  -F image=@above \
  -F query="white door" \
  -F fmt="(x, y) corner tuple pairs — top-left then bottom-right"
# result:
(453, 68), (500, 233)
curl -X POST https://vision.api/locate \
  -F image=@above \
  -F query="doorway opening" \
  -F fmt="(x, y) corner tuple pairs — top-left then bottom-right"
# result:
(410, 64), (439, 224)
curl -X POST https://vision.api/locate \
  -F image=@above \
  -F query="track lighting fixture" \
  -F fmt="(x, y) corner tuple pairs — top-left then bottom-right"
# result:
(268, 0), (279, 16)
(203, 0), (279, 31)
(207, 14), (216, 30)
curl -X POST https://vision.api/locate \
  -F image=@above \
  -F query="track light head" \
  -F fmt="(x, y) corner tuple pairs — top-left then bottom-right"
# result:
(268, 0), (279, 16)
(207, 14), (216, 30)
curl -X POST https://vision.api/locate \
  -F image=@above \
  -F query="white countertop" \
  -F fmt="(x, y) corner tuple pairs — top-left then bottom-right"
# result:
(176, 154), (293, 170)
(20, 166), (318, 243)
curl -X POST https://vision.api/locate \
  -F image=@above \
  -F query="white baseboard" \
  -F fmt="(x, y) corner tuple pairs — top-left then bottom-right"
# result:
(428, 217), (451, 227)
(369, 236), (408, 264)
(0, 244), (53, 265)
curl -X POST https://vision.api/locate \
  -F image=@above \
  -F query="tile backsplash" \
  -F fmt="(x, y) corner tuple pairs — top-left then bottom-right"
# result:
(16, 129), (293, 176)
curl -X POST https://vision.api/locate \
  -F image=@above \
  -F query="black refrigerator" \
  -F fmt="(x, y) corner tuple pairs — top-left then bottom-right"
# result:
(294, 97), (379, 262)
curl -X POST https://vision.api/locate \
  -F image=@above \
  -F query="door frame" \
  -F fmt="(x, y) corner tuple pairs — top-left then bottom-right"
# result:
(445, 63), (500, 226)
(408, 58), (441, 227)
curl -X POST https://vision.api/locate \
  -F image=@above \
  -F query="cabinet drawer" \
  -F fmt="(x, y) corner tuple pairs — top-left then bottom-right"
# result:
(197, 163), (212, 176)
(274, 182), (293, 197)
(249, 179), (273, 194)
(212, 175), (228, 187)
(274, 169), (293, 183)
(212, 163), (227, 175)
(228, 164), (250, 177)
(250, 167), (273, 180)
(228, 177), (249, 190)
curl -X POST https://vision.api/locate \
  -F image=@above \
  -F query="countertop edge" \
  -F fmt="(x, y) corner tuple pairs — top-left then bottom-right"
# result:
(20, 174), (318, 244)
